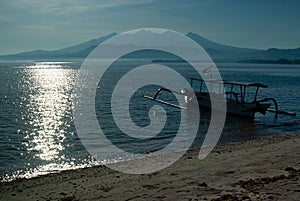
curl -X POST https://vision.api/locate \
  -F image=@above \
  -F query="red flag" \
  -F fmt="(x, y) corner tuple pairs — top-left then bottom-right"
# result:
(202, 65), (213, 75)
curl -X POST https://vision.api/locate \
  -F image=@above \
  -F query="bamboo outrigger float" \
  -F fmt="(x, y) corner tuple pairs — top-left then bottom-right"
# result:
(144, 78), (296, 120)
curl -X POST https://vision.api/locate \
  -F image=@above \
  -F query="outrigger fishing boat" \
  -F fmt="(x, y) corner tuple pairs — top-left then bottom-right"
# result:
(144, 78), (296, 120)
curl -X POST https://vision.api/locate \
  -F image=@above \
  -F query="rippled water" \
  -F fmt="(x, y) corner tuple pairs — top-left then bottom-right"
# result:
(0, 61), (299, 181)
(0, 62), (91, 180)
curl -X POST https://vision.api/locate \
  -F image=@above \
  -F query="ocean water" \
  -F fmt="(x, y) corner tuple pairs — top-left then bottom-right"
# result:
(0, 61), (299, 181)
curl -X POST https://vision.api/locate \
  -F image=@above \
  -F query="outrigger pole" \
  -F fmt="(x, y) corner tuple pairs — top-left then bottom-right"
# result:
(143, 88), (187, 110)
(257, 97), (296, 117)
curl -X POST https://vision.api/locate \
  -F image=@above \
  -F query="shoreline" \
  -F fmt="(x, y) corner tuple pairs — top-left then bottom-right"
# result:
(1, 134), (300, 200)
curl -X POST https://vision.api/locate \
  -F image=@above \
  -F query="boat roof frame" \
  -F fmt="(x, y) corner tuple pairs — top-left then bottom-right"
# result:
(190, 78), (268, 88)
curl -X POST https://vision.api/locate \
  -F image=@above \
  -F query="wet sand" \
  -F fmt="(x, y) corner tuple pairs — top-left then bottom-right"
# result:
(1, 134), (300, 201)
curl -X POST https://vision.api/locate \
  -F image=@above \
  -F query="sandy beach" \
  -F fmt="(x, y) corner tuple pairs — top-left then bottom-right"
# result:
(1, 134), (300, 201)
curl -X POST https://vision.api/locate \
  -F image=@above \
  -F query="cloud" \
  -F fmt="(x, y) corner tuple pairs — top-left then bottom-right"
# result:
(0, 0), (156, 16)
(0, 0), (158, 28)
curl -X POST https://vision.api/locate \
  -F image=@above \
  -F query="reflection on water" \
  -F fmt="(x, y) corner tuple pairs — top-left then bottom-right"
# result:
(21, 66), (73, 161)
(0, 62), (92, 181)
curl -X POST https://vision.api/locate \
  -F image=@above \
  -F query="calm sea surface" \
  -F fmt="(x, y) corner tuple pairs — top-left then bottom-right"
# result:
(0, 61), (299, 181)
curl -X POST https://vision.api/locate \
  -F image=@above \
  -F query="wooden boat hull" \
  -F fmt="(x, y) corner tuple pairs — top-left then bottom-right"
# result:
(186, 92), (271, 119)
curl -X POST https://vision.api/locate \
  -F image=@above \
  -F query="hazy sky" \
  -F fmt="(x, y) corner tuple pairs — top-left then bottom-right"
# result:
(0, 0), (300, 54)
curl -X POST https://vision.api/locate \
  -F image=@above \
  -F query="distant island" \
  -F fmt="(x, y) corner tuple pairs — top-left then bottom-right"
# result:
(152, 59), (186, 63)
(0, 32), (300, 63)
(238, 58), (300, 64)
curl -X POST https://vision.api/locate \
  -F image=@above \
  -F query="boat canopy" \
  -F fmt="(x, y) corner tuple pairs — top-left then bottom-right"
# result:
(190, 78), (268, 88)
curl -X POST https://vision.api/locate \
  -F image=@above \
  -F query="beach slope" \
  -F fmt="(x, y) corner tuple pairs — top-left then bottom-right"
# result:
(1, 134), (300, 201)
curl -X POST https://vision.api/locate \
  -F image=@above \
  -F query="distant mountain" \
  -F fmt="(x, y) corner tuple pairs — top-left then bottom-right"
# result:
(186, 32), (300, 62)
(0, 32), (300, 63)
(186, 32), (262, 62)
(259, 47), (300, 59)
(0, 33), (117, 60)
(53, 33), (117, 57)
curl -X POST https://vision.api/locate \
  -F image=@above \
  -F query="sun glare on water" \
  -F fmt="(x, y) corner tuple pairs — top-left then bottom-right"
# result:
(21, 62), (74, 161)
